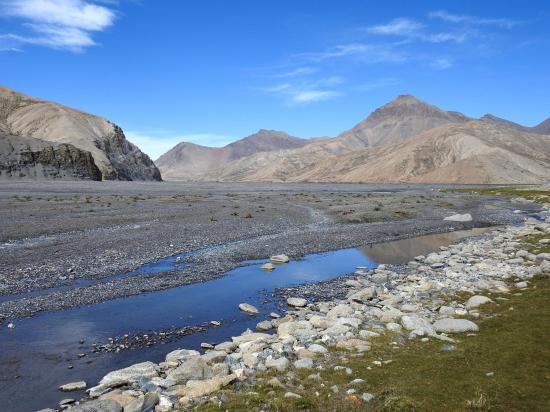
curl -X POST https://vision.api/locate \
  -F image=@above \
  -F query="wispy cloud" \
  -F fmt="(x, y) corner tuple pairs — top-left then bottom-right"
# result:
(296, 43), (406, 63)
(271, 67), (318, 78)
(264, 78), (342, 106)
(0, 0), (117, 52)
(126, 131), (237, 160)
(366, 17), (471, 44)
(367, 18), (424, 36)
(429, 10), (521, 29)
(291, 90), (340, 104)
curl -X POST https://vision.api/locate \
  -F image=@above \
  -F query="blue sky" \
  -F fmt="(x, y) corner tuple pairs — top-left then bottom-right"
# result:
(1, 0), (549, 159)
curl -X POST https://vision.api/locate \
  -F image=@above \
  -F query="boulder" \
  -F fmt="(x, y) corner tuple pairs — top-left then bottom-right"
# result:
(256, 320), (273, 331)
(265, 357), (289, 372)
(400, 315), (435, 335)
(348, 287), (376, 303)
(99, 362), (158, 387)
(177, 374), (236, 399)
(433, 318), (479, 333)
(166, 357), (223, 385)
(66, 400), (122, 412)
(165, 349), (200, 364)
(307, 343), (328, 354)
(270, 254), (290, 263)
(465, 295), (492, 309)
(336, 339), (371, 352)
(124, 392), (159, 412)
(59, 381), (87, 392)
(326, 304), (354, 319)
(287, 297), (308, 307)
(294, 358), (314, 369)
(238, 303), (259, 314)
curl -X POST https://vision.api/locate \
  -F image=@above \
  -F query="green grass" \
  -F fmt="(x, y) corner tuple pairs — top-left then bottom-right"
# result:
(444, 187), (550, 204)
(196, 234), (550, 411)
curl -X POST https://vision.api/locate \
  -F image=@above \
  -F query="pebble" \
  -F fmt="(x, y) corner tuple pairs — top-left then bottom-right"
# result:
(238, 303), (259, 314)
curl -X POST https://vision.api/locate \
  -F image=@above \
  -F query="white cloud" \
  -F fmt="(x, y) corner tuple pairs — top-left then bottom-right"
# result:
(367, 18), (424, 36)
(272, 67), (318, 78)
(296, 43), (406, 63)
(429, 10), (520, 29)
(0, 0), (116, 52)
(291, 90), (340, 104)
(264, 76), (343, 106)
(366, 17), (470, 44)
(125, 131), (236, 161)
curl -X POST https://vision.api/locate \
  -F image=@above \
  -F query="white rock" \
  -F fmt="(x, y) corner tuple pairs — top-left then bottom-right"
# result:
(265, 357), (289, 372)
(294, 358), (314, 369)
(270, 254), (290, 263)
(307, 343), (328, 354)
(465, 295), (492, 309)
(386, 322), (402, 332)
(238, 303), (259, 314)
(59, 381), (87, 392)
(400, 315), (435, 335)
(99, 362), (158, 387)
(444, 213), (472, 222)
(433, 318), (479, 333)
(287, 297), (307, 307)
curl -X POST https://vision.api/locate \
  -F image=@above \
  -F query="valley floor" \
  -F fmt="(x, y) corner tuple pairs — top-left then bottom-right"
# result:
(0, 181), (530, 321)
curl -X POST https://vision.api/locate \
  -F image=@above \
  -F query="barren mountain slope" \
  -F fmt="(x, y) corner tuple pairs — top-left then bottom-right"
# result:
(0, 133), (102, 180)
(156, 129), (307, 180)
(293, 121), (550, 184)
(0, 86), (161, 181)
(198, 95), (471, 181)
(332, 94), (470, 152)
(533, 117), (550, 134)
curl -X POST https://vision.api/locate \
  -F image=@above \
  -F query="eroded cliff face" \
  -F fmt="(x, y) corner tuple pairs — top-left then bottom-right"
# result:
(0, 86), (162, 181)
(96, 125), (162, 181)
(0, 133), (102, 180)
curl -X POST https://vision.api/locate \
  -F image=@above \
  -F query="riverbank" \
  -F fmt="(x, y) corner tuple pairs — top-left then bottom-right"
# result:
(48, 200), (549, 412)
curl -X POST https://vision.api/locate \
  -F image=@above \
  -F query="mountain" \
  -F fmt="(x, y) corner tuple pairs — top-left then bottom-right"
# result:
(0, 133), (102, 180)
(333, 94), (470, 151)
(292, 120), (550, 184)
(191, 96), (550, 184)
(156, 129), (308, 180)
(0, 86), (161, 181)
(533, 118), (550, 135)
(479, 114), (532, 133)
(195, 95), (472, 182)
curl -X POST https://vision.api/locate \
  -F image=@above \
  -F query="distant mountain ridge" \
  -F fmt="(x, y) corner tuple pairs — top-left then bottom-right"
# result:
(0, 86), (161, 181)
(158, 95), (550, 184)
(156, 129), (308, 180)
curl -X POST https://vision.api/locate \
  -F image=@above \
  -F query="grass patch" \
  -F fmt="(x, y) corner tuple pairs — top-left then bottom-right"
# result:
(445, 187), (550, 204)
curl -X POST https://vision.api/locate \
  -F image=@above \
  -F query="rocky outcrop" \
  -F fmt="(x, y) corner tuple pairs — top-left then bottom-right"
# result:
(0, 133), (102, 180)
(0, 85), (161, 181)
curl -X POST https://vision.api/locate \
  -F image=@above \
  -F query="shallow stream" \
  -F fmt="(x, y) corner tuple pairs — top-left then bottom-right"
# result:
(0, 227), (490, 411)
